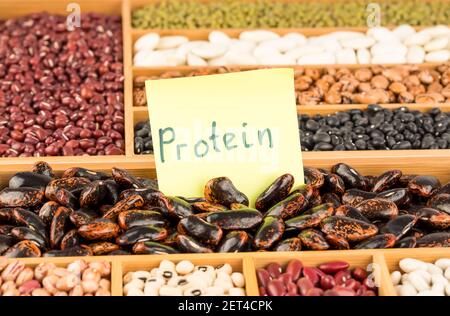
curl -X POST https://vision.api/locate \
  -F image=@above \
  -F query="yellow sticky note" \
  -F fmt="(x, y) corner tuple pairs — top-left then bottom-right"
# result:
(146, 68), (304, 206)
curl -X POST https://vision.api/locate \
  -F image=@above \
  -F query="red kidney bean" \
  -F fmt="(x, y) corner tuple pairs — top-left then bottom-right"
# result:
(305, 288), (324, 296)
(0, 12), (124, 157)
(259, 286), (267, 296)
(286, 282), (298, 295)
(278, 272), (293, 285)
(297, 277), (314, 296)
(302, 267), (320, 286)
(256, 269), (270, 288)
(318, 261), (350, 274)
(352, 267), (367, 281)
(330, 286), (356, 296)
(267, 279), (286, 296)
(334, 270), (352, 286)
(266, 263), (282, 279)
(320, 275), (336, 290)
(285, 260), (303, 281)
(363, 290), (376, 296)
(344, 279), (360, 291)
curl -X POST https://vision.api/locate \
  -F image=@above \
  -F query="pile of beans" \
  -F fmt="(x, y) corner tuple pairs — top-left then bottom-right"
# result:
(257, 260), (376, 296)
(133, 106), (450, 153)
(1, 161), (449, 258)
(300, 105), (450, 151)
(133, 64), (450, 106)
(0, 13), (125, 157)
(0, 258), (111, 296)
(132, 0), (450, 28)
(133, 27), (450, 67)
(123, 260), (246, 296)
(391, 258), (450, 296)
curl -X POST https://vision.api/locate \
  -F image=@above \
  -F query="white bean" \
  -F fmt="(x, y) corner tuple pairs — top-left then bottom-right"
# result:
(445, 267), (450, 280)
(393, 24), (416, 41)
(404, 31), (431, 46)
(283, 33), (307, 46)
(435, 259), (450, 271)
(408, 271), (430, 292)
(406, 46), (425, 64)
(427, 263), (443, 276)
(391, 271), (402, 285)
(340, 37), (375, 49)
(297, 52), (336, 65)
(285, 45), (325, 60)
(399, 283), (417, 296)
(399, 258), (428, 273)
(134, 33), (160, 52)
(336, 48), (357, 64)
(191, 43), (227, 59)
(431, 274), (449, 286)
(416, 290), (443, 296)
(126, 288), (144, 296)
(156, 36), (188, 50)
(445, 284), (450, 296)
(367, 27), (397, 42)
(187, 53), (208, 66)
(424, 36), (449, 52)
(239, 30), (280, 43)
(209, 31), (231, 46)
(425, 50), (450, 62)
(356, 48), (371, 64)
(431, 283), (445, 295)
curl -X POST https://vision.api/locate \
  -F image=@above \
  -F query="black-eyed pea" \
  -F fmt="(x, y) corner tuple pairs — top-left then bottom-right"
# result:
(216, 271), (232, 283)
(132, 270), (152, 281)
(32, 288), (51, 296)
(99, 279), (111, 291)
(231, 272), (245, 288)
(15, 267), (34, 286)
(216, 263), (232, 275)
(123, 271), (133, 284)
(190, 271), (213, 287)
(184, 288), (203, 296)
(159, 259), (175, 272)
(228, 287), (246, 296)
(69, 285), (84, 296)
(89, 262), (111, 277)
(159, 285), (182, 296)
(81, 279), (99, 294)
(127, 288), (144, 296)
(95, 288), (111, 296)
(82, 268), (101, 283)
(213, 278), (233, 293)
(157, 269), (177, 280)
(42, 275), (58, 294)
(176, 260), (194, 275)
(56, 274), (79, 291)
(195, 265), (214, 276)
(146, 276), (165, 288)
(123, 279), (144, 295)
(34, 263), (56, 281)
(144, 283), (159, 296)
(186, 274), (208, 289)
(204, 286), (225, 296)
(150, 268), (159, 276)
(54, 291), (68, 296)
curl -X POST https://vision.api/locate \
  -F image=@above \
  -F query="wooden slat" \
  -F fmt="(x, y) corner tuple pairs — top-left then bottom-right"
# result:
(123, 0), (135, 157)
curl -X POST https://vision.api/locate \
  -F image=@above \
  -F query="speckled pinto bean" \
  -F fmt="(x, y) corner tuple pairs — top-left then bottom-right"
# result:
(0, 13), (124, 157)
